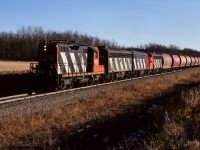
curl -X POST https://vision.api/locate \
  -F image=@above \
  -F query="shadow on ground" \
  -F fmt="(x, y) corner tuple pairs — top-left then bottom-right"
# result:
(0, 73), (30, 97)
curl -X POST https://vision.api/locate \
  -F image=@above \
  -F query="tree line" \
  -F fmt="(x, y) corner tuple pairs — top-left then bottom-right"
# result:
(126, 43), (200, 57)
(0, 26), (200, 61)
(0, 26), (117, 61)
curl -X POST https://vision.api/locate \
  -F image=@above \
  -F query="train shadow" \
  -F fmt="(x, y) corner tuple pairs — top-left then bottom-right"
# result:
(0, 73), (30, 97)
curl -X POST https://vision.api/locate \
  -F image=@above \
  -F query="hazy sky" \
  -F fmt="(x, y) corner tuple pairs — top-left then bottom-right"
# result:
(0, 0), (200, 50)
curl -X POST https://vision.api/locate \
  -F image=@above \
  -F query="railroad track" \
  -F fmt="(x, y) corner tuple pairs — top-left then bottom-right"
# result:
(0, 68), (197, 105)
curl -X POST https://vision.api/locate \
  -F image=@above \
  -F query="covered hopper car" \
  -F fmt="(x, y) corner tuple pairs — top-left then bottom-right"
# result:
(180, 56), (187, 67)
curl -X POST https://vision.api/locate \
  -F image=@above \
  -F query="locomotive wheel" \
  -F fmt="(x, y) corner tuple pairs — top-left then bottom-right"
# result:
(69, 82), (74, 89)
(88, 78), (94, 85)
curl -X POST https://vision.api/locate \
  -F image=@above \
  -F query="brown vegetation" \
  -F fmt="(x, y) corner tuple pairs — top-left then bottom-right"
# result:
(0, 68), (200, 148)
(129, 84), (200, 150)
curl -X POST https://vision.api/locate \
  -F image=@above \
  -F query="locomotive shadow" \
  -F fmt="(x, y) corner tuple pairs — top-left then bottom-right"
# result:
(0, 73), (30, 97)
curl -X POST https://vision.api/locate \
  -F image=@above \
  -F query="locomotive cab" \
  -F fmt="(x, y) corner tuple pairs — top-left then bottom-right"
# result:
(30, 41), (100, 93)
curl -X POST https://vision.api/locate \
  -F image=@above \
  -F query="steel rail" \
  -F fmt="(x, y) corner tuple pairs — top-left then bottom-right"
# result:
(0, 67), (197, 105)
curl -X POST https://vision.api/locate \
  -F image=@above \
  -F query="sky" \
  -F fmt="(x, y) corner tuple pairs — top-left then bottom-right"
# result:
(0, 0), (200, 50)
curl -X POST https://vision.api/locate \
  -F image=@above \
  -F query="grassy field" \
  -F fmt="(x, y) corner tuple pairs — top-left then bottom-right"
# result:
(0, 68), (200, 148)
(0, 61), (34, 74)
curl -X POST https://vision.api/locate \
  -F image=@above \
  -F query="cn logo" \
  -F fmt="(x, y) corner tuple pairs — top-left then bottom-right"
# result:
(39, 53), (54, 61)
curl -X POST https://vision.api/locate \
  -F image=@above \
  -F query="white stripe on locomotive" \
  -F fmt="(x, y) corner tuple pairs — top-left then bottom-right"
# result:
(143, 59), (146, 69)
(139, 58), (142, 69)
(154, 59), (157, 68)
(57, 64), (61, 74)
(69, 53), (79, 73)
(141, 59), (144, 69)
(123, 58), (128, 70)
(139, 59), (142, 69)
(117, 58), (121, 70)
(119, 58), (123, 70)
(133, 58), (137, 69)
(80, 53), (87, 72)
(60, 52), (71, 73)
(137, 58), (141, 69)
(159, 59), (162, 67)
(157, 59), (159, 68)
(109, 58), (113, 70)
(115, 58), (119, 70)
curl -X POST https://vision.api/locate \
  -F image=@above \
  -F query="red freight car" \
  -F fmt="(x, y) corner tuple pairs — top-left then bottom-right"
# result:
(190, 57), (195, 66)
(172, 55), (181, 68)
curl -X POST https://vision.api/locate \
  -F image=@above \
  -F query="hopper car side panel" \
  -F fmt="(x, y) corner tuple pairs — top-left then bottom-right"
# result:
(194, 57), (199, 66)
(162, 54), (173, 69)
(185, 56), (191, 66)
(190, 57), (195, 66)
(180, 56), (187, 67)
(172, 55), (181, 68)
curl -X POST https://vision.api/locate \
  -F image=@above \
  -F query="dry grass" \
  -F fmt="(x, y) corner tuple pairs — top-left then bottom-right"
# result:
(129, 79), (200, 150)
(0, 68), (200, 148)
(0, 61), (34, 74)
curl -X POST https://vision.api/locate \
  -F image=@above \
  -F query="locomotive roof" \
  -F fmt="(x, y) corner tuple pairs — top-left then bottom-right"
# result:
(132, 50), (147, 55)
(104, 48), (132, 54)
(148, 52), (162, 57)
(90, 46), (132, 54)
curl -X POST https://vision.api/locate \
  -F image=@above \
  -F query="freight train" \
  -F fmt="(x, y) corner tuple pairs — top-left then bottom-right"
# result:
(29, 40), (200, 93)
